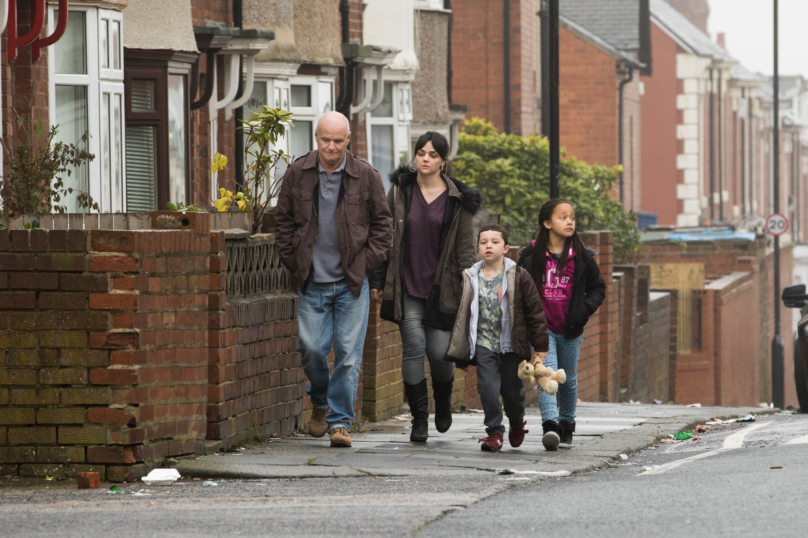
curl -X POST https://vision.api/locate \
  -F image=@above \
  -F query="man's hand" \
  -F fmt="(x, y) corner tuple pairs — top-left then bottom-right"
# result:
(532, 351), (547, 365)
(370, 289), (383, 304)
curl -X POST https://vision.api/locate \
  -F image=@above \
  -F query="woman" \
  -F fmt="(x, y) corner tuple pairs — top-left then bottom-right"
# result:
(369, 131), (482, 443)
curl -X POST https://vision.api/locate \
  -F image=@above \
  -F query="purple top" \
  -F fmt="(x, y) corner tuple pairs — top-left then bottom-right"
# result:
(539, 249), (576, 334)
(403, 182), (448, 299)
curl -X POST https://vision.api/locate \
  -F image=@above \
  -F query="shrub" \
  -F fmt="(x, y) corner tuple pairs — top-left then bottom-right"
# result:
(454, 118), (641, 263)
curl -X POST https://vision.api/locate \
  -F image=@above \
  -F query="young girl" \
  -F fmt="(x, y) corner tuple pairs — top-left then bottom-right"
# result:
(517, 199), (606, 451)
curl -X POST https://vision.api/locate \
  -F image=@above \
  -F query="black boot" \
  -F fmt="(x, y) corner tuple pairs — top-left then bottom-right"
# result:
(431, 376), (454, 433)
(404, 379), (429, 442)
(542, 420), (560, 451)
(559, 420), (575, 448)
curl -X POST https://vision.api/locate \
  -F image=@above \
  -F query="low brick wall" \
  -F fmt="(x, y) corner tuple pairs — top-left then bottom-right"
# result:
(362, 302), (403, 422)
(0, 216), (211, 482)
(577, 231), (617, 403)
(675, 272), (760, 406)
(207, 233), (302, 448)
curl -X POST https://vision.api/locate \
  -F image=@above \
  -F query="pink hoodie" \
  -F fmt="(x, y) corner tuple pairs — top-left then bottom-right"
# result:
(536, 242), (575, 334)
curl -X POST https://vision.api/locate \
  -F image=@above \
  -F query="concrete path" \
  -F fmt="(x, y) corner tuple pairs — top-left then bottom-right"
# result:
(177, 402), (769, 480)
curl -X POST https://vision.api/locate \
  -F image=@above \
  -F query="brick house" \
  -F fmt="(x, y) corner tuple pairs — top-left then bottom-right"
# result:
(449, 0), (648, 212)
(450, 0), (540, 136)
(639, 0), (805, 232)
(556, 0), (652, 212)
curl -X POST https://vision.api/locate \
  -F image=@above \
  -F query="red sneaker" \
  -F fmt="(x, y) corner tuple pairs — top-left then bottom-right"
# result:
(479, 434), (504, 452)
(508, 420), (529, 448)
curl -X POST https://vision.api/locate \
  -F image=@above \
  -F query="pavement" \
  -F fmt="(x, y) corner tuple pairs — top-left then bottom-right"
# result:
(176, 402), (771, 481)
(0, 402), (776, 537)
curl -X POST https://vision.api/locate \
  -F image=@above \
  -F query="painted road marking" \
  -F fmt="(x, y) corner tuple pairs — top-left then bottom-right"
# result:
(640, 422), (770, 476)
(784, 434), (808, 445)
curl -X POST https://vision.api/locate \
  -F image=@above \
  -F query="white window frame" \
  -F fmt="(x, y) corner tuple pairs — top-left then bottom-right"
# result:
(413, 0), (449, 11)
(247, 73), (335, 204)
(48, 5), (125, 213)
(367, 80), (412, 189)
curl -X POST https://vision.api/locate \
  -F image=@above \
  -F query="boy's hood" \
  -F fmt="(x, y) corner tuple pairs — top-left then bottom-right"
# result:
(465, 257), (516, 279)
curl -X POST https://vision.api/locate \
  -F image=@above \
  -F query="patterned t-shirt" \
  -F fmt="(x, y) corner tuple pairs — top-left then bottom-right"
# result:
(477, 268), (505, 353)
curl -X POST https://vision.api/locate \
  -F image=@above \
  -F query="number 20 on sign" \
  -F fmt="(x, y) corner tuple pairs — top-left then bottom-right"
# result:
(766, 213), (789, 236)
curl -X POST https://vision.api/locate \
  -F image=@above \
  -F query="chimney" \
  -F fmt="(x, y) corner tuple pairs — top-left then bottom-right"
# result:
(717, 32), (726, 49)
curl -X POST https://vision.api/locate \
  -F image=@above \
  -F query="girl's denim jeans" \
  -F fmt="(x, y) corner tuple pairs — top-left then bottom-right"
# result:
(538, 330), (584, 424)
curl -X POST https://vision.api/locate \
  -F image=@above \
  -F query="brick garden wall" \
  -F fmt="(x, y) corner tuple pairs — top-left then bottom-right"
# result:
(576, 231), (618, 403)
(0, 217), (211, 482)
(641, 238), (796, 407)
(207, 232), (303, 448)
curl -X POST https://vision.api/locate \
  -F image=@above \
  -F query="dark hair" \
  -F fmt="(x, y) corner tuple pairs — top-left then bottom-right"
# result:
(478, 224), (509, 246)
(531, 198), (589, 283)
(413, 131), (450, 162)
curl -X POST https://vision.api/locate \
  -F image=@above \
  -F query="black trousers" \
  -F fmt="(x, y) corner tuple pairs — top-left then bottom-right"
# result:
(475, 346), (526, 436)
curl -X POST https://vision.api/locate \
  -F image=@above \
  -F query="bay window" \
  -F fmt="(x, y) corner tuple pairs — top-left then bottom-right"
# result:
(123, 52), (193, 211)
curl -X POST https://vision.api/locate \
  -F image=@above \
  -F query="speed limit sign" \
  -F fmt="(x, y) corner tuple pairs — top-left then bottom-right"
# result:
(766, 213), (789, 236)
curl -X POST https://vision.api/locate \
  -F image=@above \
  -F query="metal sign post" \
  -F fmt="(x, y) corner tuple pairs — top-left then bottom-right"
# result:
(772, 0), (784, 411)
(549, 0), (560, 199)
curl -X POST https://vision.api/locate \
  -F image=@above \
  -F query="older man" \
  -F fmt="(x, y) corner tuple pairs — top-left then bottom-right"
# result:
(275, 111), (393, 447)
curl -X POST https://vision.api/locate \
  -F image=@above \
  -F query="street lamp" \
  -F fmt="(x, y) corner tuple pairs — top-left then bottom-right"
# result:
(539, 1), (560, 199)
(772, 0), (784, 410)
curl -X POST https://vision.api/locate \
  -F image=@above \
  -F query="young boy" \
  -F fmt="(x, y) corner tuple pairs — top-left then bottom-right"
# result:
(444, 224), (549, 451)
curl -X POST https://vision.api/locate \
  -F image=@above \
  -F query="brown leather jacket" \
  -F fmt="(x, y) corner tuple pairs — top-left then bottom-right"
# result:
(274, 150), (393, 297)
(444, 260), (549, 368)
(369, 165), (483, 330)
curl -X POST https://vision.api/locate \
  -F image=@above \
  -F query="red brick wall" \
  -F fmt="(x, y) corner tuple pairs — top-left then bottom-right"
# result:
(362, 302), (403, 422)
(639, 23), (680, 225)
(558, 27), (618, 172)
(640, 239), (796, 407)
(207, 233), (303, 447)
(577, 231), (617, 403)
(0, 218), (211, 482)
(451, 0), (537, 134)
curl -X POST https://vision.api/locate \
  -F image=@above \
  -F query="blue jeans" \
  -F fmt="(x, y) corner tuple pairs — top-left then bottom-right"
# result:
(298, 278), (369, 432)
(538, 331), (583, 424)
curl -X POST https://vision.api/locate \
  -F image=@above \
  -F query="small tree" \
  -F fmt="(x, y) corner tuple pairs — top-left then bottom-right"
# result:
(213, 106), (293, 234)
(454, 118), (641, 263)
(0, 117), (97, 216)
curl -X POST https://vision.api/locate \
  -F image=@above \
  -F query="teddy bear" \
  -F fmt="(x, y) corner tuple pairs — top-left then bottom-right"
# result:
(517, 353), (566, 395)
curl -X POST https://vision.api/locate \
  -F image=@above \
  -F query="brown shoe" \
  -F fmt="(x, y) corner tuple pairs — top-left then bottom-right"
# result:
(308, 408), (328, 438)
(329, 427), (352, 447)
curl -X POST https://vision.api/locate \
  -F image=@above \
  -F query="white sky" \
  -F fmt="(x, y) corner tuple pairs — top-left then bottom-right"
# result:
(707, 0), (808, 78)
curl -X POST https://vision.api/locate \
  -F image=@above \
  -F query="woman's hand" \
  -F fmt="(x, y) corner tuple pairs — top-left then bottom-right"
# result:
(370, 289), (383, 304)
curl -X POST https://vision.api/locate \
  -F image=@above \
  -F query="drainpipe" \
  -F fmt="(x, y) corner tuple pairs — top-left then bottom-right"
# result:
(749, 98), (755, 215)
(503, 0), (511, 133)
(336, 0), (356, 118)
(446, 0), (453, 104)
(618, 63), (634, 206)
(709, 68), (715, 221)
(234, 0), (244, 188)
(741, 88), (746, 217)
(539, 0), (550, 137)
(718, 68), (724, 222)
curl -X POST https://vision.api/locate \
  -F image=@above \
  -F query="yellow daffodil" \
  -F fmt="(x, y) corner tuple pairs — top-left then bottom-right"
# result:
(211, 153), (228, 173)
(236, 199), (246, 210)
(214, 198), (229, 212)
